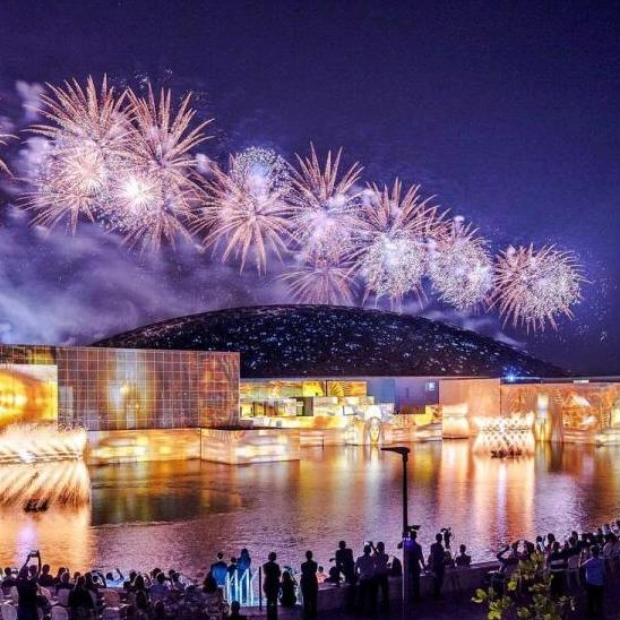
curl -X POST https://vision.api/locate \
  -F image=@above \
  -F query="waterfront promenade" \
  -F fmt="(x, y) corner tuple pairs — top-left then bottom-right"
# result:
(242, 562), (620, 619)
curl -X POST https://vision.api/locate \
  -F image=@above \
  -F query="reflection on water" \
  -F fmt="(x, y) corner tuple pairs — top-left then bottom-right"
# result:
(2, 441), (620, 576)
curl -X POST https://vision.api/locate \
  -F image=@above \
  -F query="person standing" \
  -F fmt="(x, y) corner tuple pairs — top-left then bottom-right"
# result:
(355, 544), (377, 615)
(405, 530), (425, 602)
(16, 551), (41, 620)
(373, 542), (391, 611)
(429, 533), (446, 600)
(581, 545), (604, 617)
(333, 540), (356, 585)
(333, 540), (356, 610)
(300, 550), (318, 620)
(262, 551), (281, 620)
(211, 552), (228, 589)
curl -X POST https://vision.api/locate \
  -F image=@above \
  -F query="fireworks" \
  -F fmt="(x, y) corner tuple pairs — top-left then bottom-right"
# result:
(491, 244), (584, 331)
(106, 86), (211, 249)
(0, 133), (14, 174)
(231, 146), (291, 192)
(288, 145), (363, 258)
(1, 75), (588, 330)
(27, 76), (130, 229)
(428, 219), (493, 310)
(25, 78), (212, 249)
(197, 148), (295, 273)
(353, 181), (444, 307)
(281, 249), (357, 305)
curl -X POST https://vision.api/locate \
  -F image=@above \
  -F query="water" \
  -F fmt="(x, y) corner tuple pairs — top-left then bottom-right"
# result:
(2, 440), (620, 577)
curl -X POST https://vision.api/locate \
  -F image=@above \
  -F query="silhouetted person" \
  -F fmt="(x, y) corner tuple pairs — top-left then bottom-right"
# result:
(373, 542), (390, 611)
(16, 551), (41, 620)
(390, 555), (403, 577)
(333, 540), (356, 584)
(300, 550), (318, 620)
(279, 570), (297, 608)
(355, 543), (377, 614)
(582, 545), (604, 618)
(454, 544), (471, 567)
(228, 557), (239, 601)
(38, 564), (55, 588)
(332, 540), (356, 610)
(262, 552), (281, 620)
(429, 533), (446, 600)
(68, 575), (95, 620)
(237, 548), (252, 576)
(547, 541), (567, 598)
(405, 530), (425, 602)
(211, 552), (228, 588)
(228, 600), (247, 619)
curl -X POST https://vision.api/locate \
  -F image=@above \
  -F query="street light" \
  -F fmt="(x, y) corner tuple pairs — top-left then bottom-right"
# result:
(381, 445), (411, 612)
(381, 446), (410, 536)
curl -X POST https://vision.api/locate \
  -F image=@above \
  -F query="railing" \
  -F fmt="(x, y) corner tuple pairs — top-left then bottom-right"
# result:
(224, 568), (259, 606)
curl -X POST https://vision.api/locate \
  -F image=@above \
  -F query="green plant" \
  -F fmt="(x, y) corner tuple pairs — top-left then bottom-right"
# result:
(473, 552), (575, 620)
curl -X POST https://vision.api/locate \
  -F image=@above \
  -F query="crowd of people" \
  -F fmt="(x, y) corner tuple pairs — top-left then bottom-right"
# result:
(2, 521), (618, 619)
(0, 538), (412, 620)
(488, 521), (620, 617)
(1, 551), (231, 620)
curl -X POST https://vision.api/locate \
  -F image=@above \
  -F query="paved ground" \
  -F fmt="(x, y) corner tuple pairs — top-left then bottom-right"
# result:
(243, 568), (620, 619)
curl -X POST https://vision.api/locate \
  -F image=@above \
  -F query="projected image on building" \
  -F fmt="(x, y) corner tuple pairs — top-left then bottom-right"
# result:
(0, 365), (58, 429)
(54, 347), (239, 431)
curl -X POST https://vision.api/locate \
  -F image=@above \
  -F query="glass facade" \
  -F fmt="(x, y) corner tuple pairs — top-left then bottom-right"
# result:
(0, 345), (240, 431)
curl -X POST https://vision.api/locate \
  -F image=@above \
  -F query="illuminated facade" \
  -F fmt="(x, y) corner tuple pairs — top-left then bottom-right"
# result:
(0, 345), (240, 431)
(0, 345), (241, 464)
(438, 377), (620, 450)
(3, 343), (619, 469)
(500, 380), (620, 445)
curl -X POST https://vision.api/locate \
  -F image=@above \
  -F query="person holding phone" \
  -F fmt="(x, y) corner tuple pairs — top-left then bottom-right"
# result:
(16, 551), (42, 620)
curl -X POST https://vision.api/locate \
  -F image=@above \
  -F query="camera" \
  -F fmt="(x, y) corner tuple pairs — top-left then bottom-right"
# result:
(29, 550), (39, 557)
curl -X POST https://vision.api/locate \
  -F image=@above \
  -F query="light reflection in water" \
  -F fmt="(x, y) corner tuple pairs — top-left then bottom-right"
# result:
(1, 441), (620, 576)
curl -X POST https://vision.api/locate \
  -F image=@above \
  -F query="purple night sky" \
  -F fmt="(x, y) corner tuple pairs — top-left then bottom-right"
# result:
(0, 1), (618, 375)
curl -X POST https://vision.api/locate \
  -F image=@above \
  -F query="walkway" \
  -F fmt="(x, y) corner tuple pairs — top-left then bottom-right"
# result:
(243, 566), (620, 619)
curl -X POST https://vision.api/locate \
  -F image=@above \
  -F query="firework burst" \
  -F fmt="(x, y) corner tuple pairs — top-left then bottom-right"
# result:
(491, 244), (584, 331)
(288, 145), (363, 258)
(0, 133), (14, 175)
(353, 180), (445, 308)
(116, 86), (212, 249)
(281, 249), (357, 305)
(197, 148), (295, 273)
(27, 76), (130, 229)
(428, 218), (493, 310)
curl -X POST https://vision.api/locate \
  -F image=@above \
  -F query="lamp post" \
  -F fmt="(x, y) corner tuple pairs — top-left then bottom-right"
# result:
(381, 446), (411, 612)
(381, 446), (410, 536)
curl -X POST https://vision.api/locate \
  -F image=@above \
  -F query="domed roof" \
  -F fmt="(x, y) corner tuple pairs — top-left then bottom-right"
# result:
(94, 305), (566, 379)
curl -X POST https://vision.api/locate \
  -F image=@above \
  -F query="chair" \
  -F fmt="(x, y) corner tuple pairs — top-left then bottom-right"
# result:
(101, 589), (127, 620)
(102, 590), (121, 608)
(51, 607), (69, 620)
(1, 605), (17, 620)
(56, 588), (71, 607)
